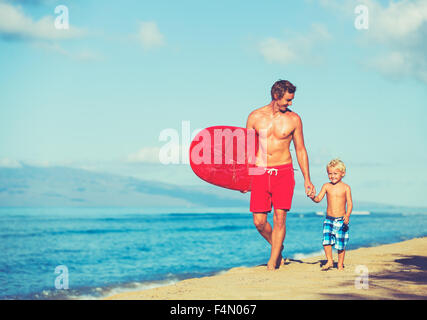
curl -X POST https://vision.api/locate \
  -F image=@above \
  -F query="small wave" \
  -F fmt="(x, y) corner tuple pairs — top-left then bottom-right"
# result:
(72, 278), (183, 300)
(175, 225), (251, 232)
(12, 278), (182, 300)
(0, 228), (148, 239)
(292, 250), (324, 260)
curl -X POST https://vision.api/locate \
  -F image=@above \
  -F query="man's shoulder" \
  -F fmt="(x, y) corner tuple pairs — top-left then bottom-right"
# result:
(287, 110), (301, 121)
(252, 104), (270, 113)
(248, 105), (269, 118)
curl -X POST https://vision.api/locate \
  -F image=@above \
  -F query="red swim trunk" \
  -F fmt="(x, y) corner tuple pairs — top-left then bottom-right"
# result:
(250, 163), (295, 213)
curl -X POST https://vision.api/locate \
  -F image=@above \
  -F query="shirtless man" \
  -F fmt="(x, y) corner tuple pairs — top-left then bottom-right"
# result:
(245, 80), (315, 270)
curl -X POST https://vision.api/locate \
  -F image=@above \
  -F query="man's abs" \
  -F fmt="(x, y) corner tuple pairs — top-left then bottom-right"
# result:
(255, 137), (293, 167)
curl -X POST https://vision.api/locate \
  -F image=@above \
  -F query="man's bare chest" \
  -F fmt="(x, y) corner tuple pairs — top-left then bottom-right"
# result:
(255, 116), (294, 139)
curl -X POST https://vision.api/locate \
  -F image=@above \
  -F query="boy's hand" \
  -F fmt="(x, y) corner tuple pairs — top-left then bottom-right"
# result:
(240, 190), (248, 194)
(344, 215), (350, 225)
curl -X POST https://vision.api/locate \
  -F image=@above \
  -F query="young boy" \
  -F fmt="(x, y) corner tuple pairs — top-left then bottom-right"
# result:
(310, 159), (353, 271)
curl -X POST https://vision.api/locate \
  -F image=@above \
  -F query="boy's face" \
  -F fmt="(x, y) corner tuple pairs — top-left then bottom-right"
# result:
(327, 166), (345, 184)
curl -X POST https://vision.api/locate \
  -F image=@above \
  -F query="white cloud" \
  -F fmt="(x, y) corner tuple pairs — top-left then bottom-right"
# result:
(137, 21), (165, 49)
(127, 142), (188, 165)
(259, 38), (296, 65)
(317, 0), (427, 83)
(126, 147), (162, 164)
(33, 42), (103, 61)
(0, 1), (86, 41)
(364, 0), (427, 45)
(367, 50), (427, 83)
(258, 24), (332, 65)
(0, 158), (22, 168)
(363, 0), (427, 83)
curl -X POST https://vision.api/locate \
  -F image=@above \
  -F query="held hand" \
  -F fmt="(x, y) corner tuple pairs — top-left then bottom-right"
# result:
(305, 180), (315, 198)
(240, 190), (248, 194)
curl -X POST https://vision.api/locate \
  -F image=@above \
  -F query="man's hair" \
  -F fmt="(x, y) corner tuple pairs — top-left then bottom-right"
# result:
(271, 80), (296, 100)
(327, 159), (346, 174)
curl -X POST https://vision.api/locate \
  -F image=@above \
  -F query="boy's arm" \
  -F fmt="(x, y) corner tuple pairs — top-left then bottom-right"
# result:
(311, 184), (327, 203)
(344, 185), (353, 224)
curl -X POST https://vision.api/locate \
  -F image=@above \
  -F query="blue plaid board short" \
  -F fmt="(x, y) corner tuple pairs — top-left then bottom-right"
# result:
(322, 216), (349, 251)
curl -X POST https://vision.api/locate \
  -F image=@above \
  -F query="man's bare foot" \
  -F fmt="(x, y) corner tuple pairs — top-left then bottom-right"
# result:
(276, 254), (285, 267)
(321, 261), (333, 271)
(338, 265), (344, 271)
(267, 260), (276, 270)
(267, 245), (286, 270)
(276, 245), (286, 268)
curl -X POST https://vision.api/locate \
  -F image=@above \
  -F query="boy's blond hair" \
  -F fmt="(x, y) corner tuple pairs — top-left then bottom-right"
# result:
(327, 158), (346, 174)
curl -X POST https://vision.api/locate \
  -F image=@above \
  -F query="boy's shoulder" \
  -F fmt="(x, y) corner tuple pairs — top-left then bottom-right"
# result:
(341, 182), (351, 189)
(321, 182), (332, 193)
(324, 181), (350, 190)
(337, 181), (351, 192)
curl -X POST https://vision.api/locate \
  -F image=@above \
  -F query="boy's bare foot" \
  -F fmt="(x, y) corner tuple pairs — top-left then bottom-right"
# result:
(338, 265), (345, 271)
(321, 261), (333, 271)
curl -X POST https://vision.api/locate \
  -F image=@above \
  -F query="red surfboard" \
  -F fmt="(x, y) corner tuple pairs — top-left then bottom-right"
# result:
(189, 126), (259, 191)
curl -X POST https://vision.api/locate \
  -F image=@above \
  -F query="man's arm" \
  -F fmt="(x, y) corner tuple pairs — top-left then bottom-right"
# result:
(246, 110), (257, 130)
(246, 111), (256, 163)
(292, 114), (315, 197)
(240, 112), (257, 194)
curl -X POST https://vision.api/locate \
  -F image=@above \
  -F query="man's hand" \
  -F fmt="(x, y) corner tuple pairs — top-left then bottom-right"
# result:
(240, 190), (248, 194)
(305, 180), (315, 198)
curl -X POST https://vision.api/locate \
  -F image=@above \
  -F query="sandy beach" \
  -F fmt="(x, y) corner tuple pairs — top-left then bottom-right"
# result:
(105, 237), (427, 300)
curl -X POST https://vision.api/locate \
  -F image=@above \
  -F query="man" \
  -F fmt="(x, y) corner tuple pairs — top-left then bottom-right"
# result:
(245, 79), (315, 270)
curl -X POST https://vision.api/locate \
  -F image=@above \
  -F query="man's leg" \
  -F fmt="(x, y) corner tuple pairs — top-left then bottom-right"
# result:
(267, 209), (287, 270)
(253, 212), (272, 244)
(253, 211), (286, 269)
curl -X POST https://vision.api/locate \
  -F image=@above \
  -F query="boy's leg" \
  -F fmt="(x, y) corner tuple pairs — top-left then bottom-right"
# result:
(267, 209), (287, 270)
(322, 245), (333, 270)
(338, 249), (345, 270)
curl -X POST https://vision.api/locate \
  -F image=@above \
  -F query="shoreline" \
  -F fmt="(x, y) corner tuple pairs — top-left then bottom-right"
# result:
(105, 237), (427, 300)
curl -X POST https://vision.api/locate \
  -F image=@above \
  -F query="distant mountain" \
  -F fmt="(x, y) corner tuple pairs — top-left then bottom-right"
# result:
(0, 165), (248, 208)
(0, 165), (424, 213)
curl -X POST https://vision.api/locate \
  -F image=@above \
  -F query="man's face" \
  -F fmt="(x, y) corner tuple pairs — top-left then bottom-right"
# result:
(276, 91), (295, 112)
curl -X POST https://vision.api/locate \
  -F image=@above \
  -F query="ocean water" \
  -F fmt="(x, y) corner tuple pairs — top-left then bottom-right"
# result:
(0, 207), (426, 299)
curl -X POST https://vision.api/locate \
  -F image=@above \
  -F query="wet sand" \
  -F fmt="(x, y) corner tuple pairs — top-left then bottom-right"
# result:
(106, 237), (427, 300)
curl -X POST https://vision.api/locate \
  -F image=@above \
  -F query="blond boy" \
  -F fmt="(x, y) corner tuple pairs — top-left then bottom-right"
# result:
(310, 159), (353, 271)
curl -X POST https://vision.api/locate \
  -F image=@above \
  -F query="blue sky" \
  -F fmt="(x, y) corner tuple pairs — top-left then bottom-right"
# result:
(1, 0), (427, 207)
